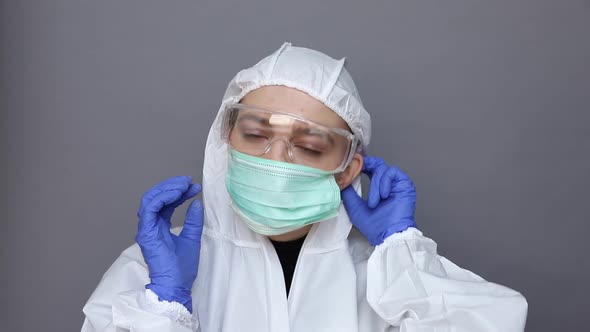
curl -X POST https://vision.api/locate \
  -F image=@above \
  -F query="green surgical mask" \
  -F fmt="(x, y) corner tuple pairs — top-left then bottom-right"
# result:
(225, 148), (342, 236)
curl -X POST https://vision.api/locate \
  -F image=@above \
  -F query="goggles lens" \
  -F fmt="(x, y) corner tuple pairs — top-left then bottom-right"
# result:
(222, 104), (358, 172)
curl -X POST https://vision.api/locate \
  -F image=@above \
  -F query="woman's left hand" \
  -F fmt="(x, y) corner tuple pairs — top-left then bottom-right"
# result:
(341, 156), (417, 246)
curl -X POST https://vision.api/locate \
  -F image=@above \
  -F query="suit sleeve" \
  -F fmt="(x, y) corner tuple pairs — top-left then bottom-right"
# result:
(366, 227), (528, 331)
(81, 243), (199, 332)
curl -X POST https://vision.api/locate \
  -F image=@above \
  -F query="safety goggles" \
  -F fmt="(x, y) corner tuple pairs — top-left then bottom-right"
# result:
(221, 103), (360, 173)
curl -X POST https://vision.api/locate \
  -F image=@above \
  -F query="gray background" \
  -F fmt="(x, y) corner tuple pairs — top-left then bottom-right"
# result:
(1, 0), (589, 331)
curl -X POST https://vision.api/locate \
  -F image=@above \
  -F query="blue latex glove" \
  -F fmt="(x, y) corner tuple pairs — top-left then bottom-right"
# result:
(136, 175), (204, 313)
(341, 156), (417, 246)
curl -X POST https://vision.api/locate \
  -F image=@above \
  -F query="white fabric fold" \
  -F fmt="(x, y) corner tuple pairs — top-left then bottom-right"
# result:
(367, 228), (528, 331)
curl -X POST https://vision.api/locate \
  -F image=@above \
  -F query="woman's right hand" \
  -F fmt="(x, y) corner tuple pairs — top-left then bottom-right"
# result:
(135, 176), (204, 313)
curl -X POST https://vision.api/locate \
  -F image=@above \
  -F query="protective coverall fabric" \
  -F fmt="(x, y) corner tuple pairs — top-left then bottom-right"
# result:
(81, 42), (528, 331)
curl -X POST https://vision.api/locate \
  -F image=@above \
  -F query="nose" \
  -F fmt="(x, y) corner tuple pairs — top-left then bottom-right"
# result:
(263, 137), (291, 163)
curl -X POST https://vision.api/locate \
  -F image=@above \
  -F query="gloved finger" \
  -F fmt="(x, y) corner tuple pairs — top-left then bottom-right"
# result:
(361, 156), (385, 175)
(179, 198), (204, 241)
(139, 176), (192, 214)
(361, 156), (389, 208)
(142, 176), (192, 200)
(161, 183), (202, 220)
(138, 176), (192, 217)
(138, 189), (184, 242)
(392, 171), (417, 200)
(177, 183), (202, 206)
(380, 166), (402, 199)
(341, 185), (367, 214)
(367, 163), (388, 209)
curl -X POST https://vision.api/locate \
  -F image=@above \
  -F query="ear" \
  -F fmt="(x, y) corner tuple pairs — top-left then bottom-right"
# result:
(336, 153), (364, 190)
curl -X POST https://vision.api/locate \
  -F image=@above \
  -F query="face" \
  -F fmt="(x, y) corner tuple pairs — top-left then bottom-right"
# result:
(229, 85), (363, 190)
(227, 85), (364, 242)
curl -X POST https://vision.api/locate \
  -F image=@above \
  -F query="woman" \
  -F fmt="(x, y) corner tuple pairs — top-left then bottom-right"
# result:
(82, 42), (527, 331)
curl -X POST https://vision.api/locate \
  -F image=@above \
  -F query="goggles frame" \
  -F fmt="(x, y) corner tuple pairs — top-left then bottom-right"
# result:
(221, 103), (360, 173)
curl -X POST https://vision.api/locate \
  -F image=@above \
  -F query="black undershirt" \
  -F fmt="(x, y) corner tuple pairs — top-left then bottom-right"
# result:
(269, 235), (306, 296)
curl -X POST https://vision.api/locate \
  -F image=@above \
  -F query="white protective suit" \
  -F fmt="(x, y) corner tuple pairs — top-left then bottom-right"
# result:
(82, 42), (528, 332)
